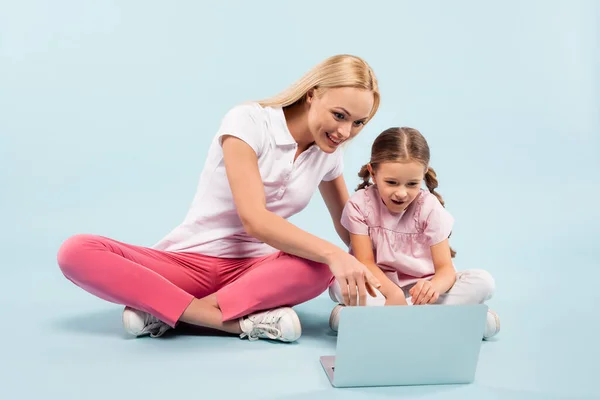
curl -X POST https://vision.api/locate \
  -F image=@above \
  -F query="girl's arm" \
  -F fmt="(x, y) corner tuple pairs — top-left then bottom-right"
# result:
(318, 176), (351, 247)
(221, 135), (381, 303)
(429, 239), (457, 294)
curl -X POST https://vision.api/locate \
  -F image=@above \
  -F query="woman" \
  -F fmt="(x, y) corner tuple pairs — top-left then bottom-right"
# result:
(57, 54), (382, 343)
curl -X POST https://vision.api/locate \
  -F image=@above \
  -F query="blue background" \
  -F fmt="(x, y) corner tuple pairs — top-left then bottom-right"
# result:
(1, 1), (599, 399)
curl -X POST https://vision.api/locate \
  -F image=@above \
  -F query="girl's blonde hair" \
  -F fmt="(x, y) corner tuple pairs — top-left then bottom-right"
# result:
(357, 127), (456, 258)
(258, 54), (380, 123)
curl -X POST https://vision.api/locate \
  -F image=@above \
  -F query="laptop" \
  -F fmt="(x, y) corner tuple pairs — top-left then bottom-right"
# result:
(320, 304), (488, 388)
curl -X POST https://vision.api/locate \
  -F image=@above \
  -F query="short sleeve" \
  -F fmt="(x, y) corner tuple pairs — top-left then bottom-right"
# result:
(216, 103), (267, 156)
(422, 195), (455, 246)
(340, 191), (370, 235)
(322, 148), (345, 182)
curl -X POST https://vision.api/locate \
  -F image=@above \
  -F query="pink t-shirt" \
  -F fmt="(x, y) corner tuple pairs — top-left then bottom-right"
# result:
(341, 185), (454, 287)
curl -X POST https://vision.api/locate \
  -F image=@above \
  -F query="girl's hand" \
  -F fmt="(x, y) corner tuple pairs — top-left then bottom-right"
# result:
(327, 251), (380, 306)
(384, 286), (409, 306)
(409, 280), (439, 305)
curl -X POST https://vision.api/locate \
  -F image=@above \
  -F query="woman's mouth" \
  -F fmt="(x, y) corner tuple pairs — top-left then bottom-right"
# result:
(326, 132), (342, 146)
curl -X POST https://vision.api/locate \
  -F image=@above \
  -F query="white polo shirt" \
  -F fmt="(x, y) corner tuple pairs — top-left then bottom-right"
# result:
(153, 102), (345, 258)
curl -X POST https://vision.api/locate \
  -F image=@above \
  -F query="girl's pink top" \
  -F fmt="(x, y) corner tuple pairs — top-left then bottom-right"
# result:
(341, 185), (454, 287)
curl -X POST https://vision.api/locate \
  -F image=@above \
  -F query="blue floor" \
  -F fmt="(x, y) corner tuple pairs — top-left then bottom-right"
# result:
(3, 229), (599, 400)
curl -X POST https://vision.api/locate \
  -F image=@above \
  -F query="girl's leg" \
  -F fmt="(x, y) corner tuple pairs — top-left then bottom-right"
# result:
(410, 269), (499, 339)
(328, 269), (495, 306)
(57, 234), (211, 327)
(328, 269), (499, 338)
(433, 269), (495, 305)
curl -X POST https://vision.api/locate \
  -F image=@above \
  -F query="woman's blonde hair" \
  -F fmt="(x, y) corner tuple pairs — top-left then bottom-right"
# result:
(258, 54), (380, 123)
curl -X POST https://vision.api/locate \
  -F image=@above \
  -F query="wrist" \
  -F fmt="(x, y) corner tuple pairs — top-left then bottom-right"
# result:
(430, 271), (455, 294)
(381, 284), (403, 298)
(321, 245), (346, 265)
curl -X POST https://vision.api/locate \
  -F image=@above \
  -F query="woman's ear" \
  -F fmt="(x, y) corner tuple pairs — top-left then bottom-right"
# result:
(306, 88), (315, 103)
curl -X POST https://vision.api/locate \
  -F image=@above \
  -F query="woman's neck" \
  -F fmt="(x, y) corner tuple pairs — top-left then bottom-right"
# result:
(283, 102), (315, 153)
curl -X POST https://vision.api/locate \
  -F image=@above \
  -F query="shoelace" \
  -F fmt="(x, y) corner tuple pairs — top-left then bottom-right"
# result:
(240, 323), (282, 341)
(239, 310), (284, 341)
(141, 314), (170, 338)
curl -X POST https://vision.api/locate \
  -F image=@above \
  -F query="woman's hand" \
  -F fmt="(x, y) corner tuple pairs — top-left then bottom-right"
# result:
(327, 251), (381, 306)
(409, 280), (439, 305)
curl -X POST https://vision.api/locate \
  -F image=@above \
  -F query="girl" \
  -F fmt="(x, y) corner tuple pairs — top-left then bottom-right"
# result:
(328, 127), (500, 340)
(57, 54), (383, 343)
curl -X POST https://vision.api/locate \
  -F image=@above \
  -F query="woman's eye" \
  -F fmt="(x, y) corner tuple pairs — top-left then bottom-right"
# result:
(333, 112), (344, 120)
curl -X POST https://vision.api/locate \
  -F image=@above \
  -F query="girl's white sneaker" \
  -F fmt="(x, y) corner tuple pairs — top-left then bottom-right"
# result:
(329, 304), (344, 332)
(483, 309), (500, 339)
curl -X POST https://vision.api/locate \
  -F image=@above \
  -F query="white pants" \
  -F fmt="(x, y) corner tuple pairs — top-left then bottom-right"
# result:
(328, 269), (495, 306)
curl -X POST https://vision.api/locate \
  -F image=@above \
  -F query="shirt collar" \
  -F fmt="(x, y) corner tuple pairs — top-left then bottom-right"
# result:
(270, 106), (300, 146)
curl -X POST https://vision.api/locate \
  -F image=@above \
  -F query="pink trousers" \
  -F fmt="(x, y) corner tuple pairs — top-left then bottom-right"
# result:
(57, 234), (334, 327)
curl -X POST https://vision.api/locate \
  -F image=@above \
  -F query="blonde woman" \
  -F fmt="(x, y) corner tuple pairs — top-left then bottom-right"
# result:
(57, 54), (382, 343)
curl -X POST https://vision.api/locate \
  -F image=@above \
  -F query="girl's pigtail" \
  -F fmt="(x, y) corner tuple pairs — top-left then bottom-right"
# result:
(356, 164), (373, 191)
(425, 168), (456, 258)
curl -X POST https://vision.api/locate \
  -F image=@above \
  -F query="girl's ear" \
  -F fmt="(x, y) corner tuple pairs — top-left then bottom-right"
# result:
(367, 163), (375, 179)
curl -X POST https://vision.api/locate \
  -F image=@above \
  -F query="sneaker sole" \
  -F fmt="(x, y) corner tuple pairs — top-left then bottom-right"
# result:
(281, 307), (302, 342)
(484, 309), (500, 339)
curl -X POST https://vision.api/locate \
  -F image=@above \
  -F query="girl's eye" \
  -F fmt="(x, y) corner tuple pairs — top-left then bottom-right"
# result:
(385, 181), (397, 185)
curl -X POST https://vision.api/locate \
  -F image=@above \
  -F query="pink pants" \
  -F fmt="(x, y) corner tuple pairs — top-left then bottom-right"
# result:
(57, 234), (334, 327)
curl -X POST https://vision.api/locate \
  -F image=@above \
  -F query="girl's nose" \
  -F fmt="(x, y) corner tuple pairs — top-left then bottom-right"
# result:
(395, 188), (407, 200)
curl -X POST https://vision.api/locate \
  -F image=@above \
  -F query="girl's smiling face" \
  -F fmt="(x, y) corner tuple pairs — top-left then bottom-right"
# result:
(369, 161), (426, 214)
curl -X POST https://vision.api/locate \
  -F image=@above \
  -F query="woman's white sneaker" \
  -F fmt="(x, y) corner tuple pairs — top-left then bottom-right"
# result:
(122, 306), (171, 338)
(239, 307), (301, 342)
(484, 309), (500, 340)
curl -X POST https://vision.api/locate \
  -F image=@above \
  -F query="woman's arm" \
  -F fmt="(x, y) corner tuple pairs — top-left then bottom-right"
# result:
(318, 176), (351, 247)
(221, 135), (381, 304)
(349, 232), (405, 303)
